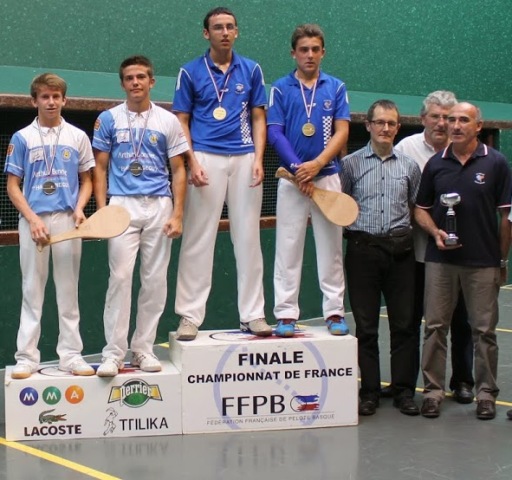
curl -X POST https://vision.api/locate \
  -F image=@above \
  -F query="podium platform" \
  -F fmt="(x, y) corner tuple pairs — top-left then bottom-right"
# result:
(169, 326), (358, 434)
(4, 362), (182, 441)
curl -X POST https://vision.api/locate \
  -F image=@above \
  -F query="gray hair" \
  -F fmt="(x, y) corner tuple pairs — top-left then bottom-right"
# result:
(420, 90), (458, 116)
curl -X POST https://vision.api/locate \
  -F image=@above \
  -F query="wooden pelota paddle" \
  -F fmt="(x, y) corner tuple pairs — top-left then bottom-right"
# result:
(275, 167), (359, 227)
(39, 205), (131, 248)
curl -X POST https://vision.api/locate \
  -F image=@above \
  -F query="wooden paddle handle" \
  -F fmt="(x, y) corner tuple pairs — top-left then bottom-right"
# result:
(275, 167), (298, 184)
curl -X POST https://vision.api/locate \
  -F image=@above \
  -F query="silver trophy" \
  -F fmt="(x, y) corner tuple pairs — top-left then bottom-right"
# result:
(440, 193), (461, 246)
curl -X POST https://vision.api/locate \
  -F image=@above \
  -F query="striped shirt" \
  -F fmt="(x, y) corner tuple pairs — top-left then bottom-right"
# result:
(340, 142), (421, 235)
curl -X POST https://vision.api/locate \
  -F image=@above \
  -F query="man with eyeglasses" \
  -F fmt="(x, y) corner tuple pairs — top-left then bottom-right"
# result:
(415, 102), (511, 420)
(340, 99), (421, 416)
(379, 92), (476, 405)
(172, 6), (271, 340)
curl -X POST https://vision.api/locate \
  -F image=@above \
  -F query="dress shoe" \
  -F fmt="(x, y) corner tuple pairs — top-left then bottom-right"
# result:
(507, 409), (512, 420)
(476, 400), (495, 420)
(452, 382), (474, 404)
(359, 399), (379, 416)
(393, 396), (420, 416)
(380, 385), (394, 398)
(421, 398), (440, 418)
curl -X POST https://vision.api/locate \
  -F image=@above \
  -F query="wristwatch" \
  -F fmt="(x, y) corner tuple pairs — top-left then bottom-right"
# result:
(500, 259), (509, 268)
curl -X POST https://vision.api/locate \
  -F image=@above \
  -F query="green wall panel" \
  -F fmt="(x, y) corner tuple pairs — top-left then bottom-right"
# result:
(1, 0), (512, 103)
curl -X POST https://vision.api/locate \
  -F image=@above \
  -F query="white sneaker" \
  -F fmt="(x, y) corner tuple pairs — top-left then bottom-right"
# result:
(131, 352), (162, 372)
(59, 358), (95, 376)
(176, 318), (198, 341)
(240, 318), (272, 337)
(11, 363), (37, 380)
(97, 357), (122, 377)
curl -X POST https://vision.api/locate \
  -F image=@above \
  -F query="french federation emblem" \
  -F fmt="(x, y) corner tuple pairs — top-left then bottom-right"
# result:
(323, 100), (333, 111)
(474, 172), (486, 184)
(290, 394), (320, 412)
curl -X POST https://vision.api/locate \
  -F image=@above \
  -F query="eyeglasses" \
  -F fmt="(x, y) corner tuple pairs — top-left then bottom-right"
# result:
(369, 120), (398, 129)
(211, 23), (237, 32)
(427, 114), (449, 122)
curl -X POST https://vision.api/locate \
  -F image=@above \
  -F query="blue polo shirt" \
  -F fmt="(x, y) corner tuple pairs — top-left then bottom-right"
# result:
(267, 70), (350, 176)
(416, 142), (512, 267)
(93, 102), (189, 197)
(173, 50), (267, 155)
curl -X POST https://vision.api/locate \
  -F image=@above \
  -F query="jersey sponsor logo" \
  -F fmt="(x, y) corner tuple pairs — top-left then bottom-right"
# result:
(94, 118), (101, 131)
(323, 100), (333, 111)
(7, 143), (14, 156)
(474, 172), (486, 184)
(235, 83), (245, 94)
(116, 130), (130, 143)
(29, 147), (44, 163)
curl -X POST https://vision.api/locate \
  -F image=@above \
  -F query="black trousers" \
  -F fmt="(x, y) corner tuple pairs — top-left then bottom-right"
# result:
(413, 262), (474, 390)
(345, 233), (417, 401)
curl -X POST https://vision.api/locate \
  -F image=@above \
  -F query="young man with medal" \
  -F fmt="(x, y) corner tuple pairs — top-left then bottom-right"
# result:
(267, 24), (350, 338)
(92, 55), (188, 376)
(4, 73), (96, 379)
(172, 7), (271, 340)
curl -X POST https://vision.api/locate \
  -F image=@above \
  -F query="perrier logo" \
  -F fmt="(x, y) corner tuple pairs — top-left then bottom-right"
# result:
(108, 379), (162, 408)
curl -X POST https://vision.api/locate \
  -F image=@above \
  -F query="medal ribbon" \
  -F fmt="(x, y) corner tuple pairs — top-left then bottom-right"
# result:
(36, 118), (62, 177)
(298, 77), (318, 123)
(204, 56), (232, 107)
(126, 104), (152, 160)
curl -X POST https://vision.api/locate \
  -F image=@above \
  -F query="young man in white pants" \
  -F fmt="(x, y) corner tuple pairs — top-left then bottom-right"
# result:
(267, 24), (350, 337)
(172, 7), (271, 340)
(5, 73), (96, 379)
(93, 55), (188, 376)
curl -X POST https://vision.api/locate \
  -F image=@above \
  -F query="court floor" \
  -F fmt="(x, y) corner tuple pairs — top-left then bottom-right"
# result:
(1, 287), (512, 480)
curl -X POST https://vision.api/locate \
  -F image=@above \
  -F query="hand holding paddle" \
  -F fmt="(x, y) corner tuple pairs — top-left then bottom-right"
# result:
(38, 205), (131, 249)
(275, 167), (359, 227)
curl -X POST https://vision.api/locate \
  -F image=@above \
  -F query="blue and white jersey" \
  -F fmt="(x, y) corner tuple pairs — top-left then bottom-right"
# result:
(267, 71), (350, 176)
(4, 118), (95, 215)
(173, 50), (267, 155)
(93, 102), (188, 197)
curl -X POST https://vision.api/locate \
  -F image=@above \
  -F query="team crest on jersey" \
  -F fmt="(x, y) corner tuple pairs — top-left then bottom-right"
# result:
(7, 144), (14, 156)
(149, 133), (158, 145)
(474, 172), (486, 184)
(235, 83), (245, 94)
(62, 148), (71, 161)
(94, 119), (101, 131)
(323, 100), (333, 111)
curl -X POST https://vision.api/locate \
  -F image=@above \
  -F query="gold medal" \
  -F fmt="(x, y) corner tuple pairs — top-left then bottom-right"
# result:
(302, 122), (316, 137)
(42, 181), (57, 195)
(213, 107), (227, 121)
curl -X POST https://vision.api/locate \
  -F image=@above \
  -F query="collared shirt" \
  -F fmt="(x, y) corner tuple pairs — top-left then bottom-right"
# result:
(395, 131), (435, 172)
(4, 118), (95, 215)
(267, 70), (350, 176)
(416, 142), (512, 267)
(92, 102), (188, 197)
(173, 50), (267, 155)
(395, 130), (436, 261)
(340, 142), (421, 235)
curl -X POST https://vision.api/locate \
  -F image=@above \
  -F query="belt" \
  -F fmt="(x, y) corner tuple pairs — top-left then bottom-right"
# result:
(345, 227), (411, 240)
